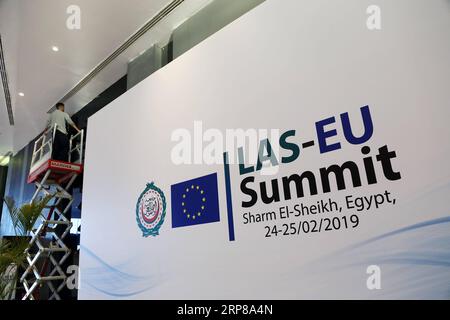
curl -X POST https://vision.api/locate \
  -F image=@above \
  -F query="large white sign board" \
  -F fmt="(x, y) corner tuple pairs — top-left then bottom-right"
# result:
(79, 0), (450, 299)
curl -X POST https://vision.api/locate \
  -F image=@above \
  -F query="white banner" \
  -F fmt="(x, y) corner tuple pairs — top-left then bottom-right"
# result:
(79, 0), (450, 299)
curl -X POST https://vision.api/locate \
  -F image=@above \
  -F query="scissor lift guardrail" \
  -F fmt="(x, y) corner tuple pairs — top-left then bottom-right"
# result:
(21, 125), (84, 300)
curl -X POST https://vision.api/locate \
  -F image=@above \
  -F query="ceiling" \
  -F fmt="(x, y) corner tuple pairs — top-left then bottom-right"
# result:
(0, 0), (211, 156)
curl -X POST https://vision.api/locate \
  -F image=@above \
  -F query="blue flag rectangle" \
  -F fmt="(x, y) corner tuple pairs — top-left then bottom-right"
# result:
(171, 173), (220, 228)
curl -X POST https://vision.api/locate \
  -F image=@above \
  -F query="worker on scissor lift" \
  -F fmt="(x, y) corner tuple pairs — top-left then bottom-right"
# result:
(45, 102), (81, 162)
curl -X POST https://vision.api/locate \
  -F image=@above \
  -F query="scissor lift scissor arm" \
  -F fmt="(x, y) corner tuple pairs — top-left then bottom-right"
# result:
(21, 125), (84, 300)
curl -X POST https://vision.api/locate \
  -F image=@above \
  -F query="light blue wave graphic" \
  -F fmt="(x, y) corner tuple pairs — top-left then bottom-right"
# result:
(291, 177), (450, 299)
(349, 216), (450, 253)
(80, 245), (162, 298)
(305, 216), (450, 299)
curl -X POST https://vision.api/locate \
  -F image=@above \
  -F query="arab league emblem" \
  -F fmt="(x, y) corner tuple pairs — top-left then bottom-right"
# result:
(136, 182), (166, 237)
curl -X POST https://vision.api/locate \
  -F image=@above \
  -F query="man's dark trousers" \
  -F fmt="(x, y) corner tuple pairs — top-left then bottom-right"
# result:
(52, 130), (69, 161)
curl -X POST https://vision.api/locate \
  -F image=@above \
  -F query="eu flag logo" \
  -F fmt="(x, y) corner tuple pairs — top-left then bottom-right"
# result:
(171, 173), (220, 228)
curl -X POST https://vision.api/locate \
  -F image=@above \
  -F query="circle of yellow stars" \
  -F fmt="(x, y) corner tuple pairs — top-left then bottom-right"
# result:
(181, 184), (206, 220)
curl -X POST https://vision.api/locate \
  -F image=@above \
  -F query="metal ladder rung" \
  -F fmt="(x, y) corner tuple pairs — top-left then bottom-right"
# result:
(42, 247), (70, 253)
(45, 220), (72, 225)
(40, 275), (66, 281)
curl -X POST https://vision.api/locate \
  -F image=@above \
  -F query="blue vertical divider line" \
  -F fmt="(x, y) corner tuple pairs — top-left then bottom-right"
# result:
(223, 152), (235, 241)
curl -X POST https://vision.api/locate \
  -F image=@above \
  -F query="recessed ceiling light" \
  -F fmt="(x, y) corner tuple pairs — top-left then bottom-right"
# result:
(0, 155), (10, 166)
(18, 92), (24, 97)
(52, 46), (59, 52)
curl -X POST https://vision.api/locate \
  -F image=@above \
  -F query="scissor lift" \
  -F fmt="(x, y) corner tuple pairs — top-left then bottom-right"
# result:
(21, 124), (84, 300)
